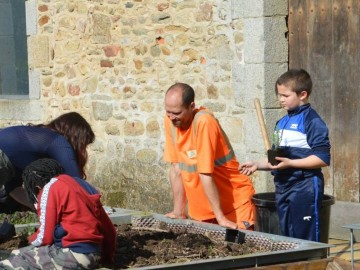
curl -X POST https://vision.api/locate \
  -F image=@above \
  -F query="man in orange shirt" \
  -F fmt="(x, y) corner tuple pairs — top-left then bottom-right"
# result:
(164, 83), (255, 230)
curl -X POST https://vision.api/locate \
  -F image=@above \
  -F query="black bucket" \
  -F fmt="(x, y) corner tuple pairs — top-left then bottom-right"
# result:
(252, 192), (335, 243)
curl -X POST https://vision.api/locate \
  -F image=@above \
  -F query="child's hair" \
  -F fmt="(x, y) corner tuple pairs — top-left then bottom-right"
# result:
(22, 158), (65, 204)
(275, 69), (312, 96)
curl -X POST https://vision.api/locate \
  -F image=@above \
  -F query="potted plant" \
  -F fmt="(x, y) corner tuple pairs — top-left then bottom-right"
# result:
(267, 126), (287, 165)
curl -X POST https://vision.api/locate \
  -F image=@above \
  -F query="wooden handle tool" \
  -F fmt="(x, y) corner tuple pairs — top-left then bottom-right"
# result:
(254, 98), (271, 151)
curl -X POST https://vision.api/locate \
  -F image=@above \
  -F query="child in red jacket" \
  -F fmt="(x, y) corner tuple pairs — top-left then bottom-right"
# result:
(0, 158), (116, 269)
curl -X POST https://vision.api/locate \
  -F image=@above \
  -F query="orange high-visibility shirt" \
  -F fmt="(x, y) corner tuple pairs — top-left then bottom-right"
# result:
(164, 107), (255, 222)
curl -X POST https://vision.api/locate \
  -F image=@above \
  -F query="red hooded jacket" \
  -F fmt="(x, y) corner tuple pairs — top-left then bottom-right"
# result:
(28, 174), (116, 264)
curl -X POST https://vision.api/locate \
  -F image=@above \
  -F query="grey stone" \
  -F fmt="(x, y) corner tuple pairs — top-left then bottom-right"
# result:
(92, 101), (113, 121)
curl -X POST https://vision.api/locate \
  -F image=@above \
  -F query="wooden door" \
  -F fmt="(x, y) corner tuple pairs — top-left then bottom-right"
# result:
(289, 0), (360, 202)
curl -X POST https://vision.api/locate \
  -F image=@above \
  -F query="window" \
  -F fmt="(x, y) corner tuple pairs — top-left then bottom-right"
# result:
(0, 0), (29, 96)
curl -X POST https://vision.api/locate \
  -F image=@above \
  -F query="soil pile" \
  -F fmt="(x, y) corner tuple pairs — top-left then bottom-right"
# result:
(113, 224), (269, 269)
(0, 235), (27, 251)
(0, 223), (270, 269)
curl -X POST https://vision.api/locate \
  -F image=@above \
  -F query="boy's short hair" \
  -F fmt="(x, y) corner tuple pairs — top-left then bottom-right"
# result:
(275, 69), (312, 96)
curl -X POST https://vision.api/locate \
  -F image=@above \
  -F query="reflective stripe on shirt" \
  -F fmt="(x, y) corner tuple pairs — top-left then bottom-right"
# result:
(170, 110), (234, 173)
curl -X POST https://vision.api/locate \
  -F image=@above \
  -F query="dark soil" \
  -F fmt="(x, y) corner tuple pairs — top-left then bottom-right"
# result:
(0, 223), (270, 269)
(0, 235), (28, 251)
(0, 198), (280, 269)
(0, 194), (272, 268)
(111, 224), (269, 269)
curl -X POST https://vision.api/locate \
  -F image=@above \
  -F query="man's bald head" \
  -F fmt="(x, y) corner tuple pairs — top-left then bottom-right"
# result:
(166, 83), (195, 107)
(165, 83), (195, 130)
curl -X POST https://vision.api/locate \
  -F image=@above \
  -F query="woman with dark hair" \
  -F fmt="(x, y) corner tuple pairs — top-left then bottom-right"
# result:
(0, 158), (116, 269)
(0, 112), (95, 210)
(35, 112), (95, 179)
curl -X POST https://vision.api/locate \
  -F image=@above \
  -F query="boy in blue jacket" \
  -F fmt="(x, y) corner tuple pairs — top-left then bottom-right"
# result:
(240, 69), (331, 242)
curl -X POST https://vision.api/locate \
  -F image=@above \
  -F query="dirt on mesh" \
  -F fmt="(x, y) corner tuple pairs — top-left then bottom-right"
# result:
(111, 223), (269, 269)
(0, 223), (269, 269)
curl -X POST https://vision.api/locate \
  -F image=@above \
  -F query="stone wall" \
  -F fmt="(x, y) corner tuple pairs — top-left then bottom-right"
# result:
(0, 0), (288, 214)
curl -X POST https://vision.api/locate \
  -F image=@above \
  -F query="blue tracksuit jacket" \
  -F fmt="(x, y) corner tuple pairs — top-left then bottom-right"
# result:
(272, 103), (330, 188)
(272, 103), (331, 242)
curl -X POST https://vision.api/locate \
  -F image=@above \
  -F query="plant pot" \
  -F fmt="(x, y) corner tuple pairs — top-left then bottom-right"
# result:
(251, 192), (335, 243)
(225, 228), (245, 244)
(267, 149), (287, 166)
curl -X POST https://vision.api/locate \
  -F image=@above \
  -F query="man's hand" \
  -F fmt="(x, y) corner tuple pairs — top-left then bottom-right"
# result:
(168, 163), (187, 219)
(217, 217), (238, 229)
(165, 211), (187, 219)
(199, 173), (239, 229)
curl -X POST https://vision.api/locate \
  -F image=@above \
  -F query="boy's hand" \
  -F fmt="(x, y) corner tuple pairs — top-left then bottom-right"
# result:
(269, 157), (291, 169)
(270, 155), (327, 170)
(239, 161), (257, 176)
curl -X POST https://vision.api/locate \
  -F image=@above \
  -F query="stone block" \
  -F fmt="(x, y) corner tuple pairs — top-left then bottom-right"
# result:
(29, 69), (41, 99)
(0, 100), (44, 121)
(25, 0), (37, 36)
(92, 101), (113, 121)
(232, 0), (287, 19)
(243, 18), (265, 64)
(232, 0), (263, 18)
(219, 116), (243, 144)
(136, 149), (157, 164)
(92, 13), (111, 44)
(264, 17), (288, 63)
(123, 120), (145, 136)
(28, 35), (49, 68)
(146, 120), (160, 138)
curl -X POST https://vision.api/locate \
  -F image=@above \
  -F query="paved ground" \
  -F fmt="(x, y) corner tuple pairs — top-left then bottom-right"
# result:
(330, 238), (360, 269)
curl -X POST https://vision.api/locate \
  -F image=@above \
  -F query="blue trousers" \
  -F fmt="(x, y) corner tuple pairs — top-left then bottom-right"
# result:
(275, 176), (324, 242)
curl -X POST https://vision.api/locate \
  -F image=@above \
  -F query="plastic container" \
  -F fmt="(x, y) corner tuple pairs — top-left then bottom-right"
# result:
(252, 192), (335, 243)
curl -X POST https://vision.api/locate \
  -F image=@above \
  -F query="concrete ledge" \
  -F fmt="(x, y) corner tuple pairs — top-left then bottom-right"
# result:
(13, 207), (143, 234)
(15, 223), (39, 234)
(106, 207), (144, 225)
